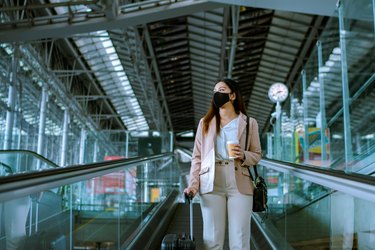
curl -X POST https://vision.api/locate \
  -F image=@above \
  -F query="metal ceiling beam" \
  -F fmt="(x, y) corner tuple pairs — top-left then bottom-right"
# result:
(112, 27), (167, 132)
(209, 0), (338, 16)
(0, 1), (98, 11)
(17, 1), (126, 131)
(60, 38), (126, 130)
(74, 95), (136, 100)
(227, 6), (239, 78)
(219, 7), (229, 78)
(19, 45), (118, 153)
(0, 0), (225, 43)
(143, 25), (173, 131)
(90, 114), (121, 118)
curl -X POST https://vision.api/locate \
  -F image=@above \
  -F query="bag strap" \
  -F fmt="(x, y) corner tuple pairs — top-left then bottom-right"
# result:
(248, 165), (259, 181)
(245, 116), (259, 181)
(245, 116), (249, 151)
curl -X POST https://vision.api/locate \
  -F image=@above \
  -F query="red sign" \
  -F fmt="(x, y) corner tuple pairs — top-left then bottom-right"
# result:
(104, 156), (125, 161)
(88, 172), (125, 194)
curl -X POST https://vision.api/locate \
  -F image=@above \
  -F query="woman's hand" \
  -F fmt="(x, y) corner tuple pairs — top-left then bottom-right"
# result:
(184, 187), (197, 197)
(231, 144), (245, 160)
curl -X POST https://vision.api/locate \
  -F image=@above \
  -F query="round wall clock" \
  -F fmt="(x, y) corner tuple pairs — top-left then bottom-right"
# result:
(268, 83), (289, 103)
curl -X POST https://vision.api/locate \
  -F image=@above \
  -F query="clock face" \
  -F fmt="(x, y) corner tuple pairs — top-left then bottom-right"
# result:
(268, 83), (289, 103)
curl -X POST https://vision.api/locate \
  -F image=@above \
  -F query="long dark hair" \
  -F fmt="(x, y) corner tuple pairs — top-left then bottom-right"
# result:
(203, 78), (247, 134)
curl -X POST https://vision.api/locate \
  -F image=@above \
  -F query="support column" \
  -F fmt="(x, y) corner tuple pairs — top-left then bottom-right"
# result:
(355, 134), (362, 155)
(338, 0), (353, 168)
(37, 86), (48, 156)
(93, 140), (98, 162)
(266, 133), (273, 158)
(301, 70), (310, 162)
(3, 46), (19, 150)
(125, 131), (129, 158)
(290, 97), (296, 162)
(169, 131), (174, 152)
(275, 102), (282, 160)
(60, 109), (69, 166)
(79, 128), (86, 164)
(143, 162), (149, 202)
(317, 41), (327, 161)
(16, 110), (22, 149)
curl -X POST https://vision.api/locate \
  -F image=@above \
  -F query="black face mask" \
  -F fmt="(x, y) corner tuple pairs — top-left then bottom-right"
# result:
(213, 92), (230, 108)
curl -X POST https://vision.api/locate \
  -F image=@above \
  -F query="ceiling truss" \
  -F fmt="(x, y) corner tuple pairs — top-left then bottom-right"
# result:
(0, 0), (336, 137)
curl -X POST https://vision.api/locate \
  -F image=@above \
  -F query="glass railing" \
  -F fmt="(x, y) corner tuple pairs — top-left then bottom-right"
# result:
(255, 158), (375, 249)
(0, 150), (59, 175)
(265, 0), (375, 174)
(0, 153), (180, 250)
(330, 140), (375, 174)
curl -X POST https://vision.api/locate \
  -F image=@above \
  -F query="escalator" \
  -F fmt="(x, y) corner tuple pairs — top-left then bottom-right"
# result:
(1, 150), (375, 249)
(0, 150), (59, 175)
(161, 202), (256, 249)
(121, 156), (375, 249)
(0, 153), (180, 250)
(255, 158), (375, 249)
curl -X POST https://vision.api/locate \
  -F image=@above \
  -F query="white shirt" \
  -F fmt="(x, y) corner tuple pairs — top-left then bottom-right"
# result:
(215, 117), (239, 160)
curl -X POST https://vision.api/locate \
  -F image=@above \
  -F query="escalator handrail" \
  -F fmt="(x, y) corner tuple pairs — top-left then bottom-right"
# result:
(0, 149), (59, 168)
(0, 153), (174, 202)
(260, 158), (375, 203)
(123, 189), (180, 249)
(0, 162), (13, 174)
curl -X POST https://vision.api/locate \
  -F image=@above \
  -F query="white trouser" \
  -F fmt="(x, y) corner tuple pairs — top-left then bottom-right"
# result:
(200, 161), (253, 250)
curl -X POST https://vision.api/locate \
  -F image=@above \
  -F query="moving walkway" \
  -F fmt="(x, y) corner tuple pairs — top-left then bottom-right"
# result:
(0, 151), (374, 249)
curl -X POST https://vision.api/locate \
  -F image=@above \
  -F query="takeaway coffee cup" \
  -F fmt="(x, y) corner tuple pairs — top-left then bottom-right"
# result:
(227, 140), (239, 159)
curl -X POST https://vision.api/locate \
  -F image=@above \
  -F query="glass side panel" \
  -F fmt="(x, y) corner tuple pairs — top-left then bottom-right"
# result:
(341, 0), (375, 173)
(0, 151), (58, 175)
(267, 0), (375, 174)
(256, 164), (375, 249)
(0, 155), (179, 249)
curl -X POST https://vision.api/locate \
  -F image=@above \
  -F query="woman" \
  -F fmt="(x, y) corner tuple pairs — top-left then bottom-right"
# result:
(184, 78), (262, 249)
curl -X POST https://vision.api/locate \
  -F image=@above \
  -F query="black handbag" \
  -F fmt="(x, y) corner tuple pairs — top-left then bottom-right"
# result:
(245, 116), (268, 213)
(248, 166), (268, 213)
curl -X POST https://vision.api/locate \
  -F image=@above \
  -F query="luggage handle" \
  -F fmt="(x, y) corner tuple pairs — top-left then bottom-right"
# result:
(184, 192), (194, 241)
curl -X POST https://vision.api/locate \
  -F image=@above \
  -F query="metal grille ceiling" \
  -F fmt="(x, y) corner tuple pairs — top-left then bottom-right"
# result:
(109, 26), (171, 132)
(146, 8), (227, 131)
(148, 16), (194, 132)
(74, 30), (149, 131)
(247, 11), (315, 133)
(51, 5), (150, 131)
(232, 8), (275, 132)
(147, 7), (318, 133)
(188, 9), (226, 126)
(0, 1), (331, 136)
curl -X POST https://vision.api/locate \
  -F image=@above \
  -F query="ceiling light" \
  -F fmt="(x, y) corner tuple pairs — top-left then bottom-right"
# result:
(332, 47), (341, 54)
(329, 54), (341, 61)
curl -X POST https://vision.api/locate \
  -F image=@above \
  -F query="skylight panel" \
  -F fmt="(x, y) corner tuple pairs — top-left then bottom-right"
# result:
(123, 85), (132, 92)
(102, 40), (112, 48)
(90, 64), (104, 71)
(111, 60), (121, 66)
(73, 30), (149, 131)
(105, 47), (116, 54)
(109, 54), (118, 61)
(79, 44), (97, 53)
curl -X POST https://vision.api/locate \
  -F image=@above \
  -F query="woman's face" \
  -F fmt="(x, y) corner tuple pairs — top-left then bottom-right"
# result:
(213, 81), (236, 101)
(214, 81), (231, 94)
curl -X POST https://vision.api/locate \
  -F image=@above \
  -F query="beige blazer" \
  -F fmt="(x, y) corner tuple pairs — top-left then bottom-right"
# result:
(188, 112), (262, 195)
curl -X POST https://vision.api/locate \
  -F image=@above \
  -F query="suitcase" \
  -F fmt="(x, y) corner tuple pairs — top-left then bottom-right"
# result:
(161, 193), (196, 250)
